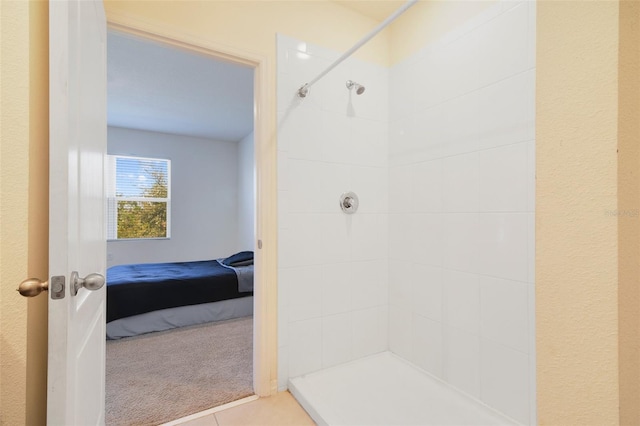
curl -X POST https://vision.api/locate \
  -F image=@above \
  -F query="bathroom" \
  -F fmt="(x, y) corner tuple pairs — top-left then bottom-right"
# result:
(3, 0), (637, 424)
(105, 0), (636, 423)
(277, 1), (535, 424)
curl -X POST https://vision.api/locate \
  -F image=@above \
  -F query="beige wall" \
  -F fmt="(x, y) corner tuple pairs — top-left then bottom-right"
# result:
(537, 1), (639, 424)
(0, 1), (49, 425)
(0, 2), (29, 423)
(105, 0), (390, 66)
(617, 1), (640, 424)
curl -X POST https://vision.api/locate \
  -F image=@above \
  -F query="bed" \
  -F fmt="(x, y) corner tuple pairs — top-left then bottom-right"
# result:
(106, 252), (254, 339)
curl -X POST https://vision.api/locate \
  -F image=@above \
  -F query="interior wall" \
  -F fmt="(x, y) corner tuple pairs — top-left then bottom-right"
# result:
(388, 0), (497, 65)
(387, 2), (535, 424)
(0, 1), (49, 424)
(276, 34), (390, 390)
(0, 2), (31, 423)
(104, 1), (389, 67)
(617, 1), (640, 423)
(25, 2), (50, 424)
(107, 126), (240, 266)
(536, 1), (622, 424)
(238, 131), (255, 252)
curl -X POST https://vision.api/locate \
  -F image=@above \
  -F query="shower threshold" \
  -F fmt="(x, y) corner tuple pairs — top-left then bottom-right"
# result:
(289, 352), (518, 426)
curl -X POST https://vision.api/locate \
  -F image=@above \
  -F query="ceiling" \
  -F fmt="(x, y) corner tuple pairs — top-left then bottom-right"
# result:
(107, 3), (402, 142)
(107, 31), (254, 142)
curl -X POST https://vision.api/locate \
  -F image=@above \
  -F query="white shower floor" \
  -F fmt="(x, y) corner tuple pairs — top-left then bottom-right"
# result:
(289, 352), (517, 426)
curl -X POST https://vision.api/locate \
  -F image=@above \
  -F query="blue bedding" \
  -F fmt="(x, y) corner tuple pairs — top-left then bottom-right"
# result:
(106, 260), (253, 323)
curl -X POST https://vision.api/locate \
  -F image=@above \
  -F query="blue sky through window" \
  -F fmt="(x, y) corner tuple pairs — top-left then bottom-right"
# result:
(115, 157), (168, 198)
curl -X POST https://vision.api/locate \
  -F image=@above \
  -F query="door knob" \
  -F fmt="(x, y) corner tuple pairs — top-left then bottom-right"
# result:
(17, 278), (49, 297)
(71, 271), (105, 296)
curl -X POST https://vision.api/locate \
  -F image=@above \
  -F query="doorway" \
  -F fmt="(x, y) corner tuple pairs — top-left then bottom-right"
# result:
(104, 28), (262, 424)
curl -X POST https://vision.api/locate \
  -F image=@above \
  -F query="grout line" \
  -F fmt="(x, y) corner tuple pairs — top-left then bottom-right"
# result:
(388, 67), (536, 125)
(161, 395), (260, 426)
(388, 139), (537, 167)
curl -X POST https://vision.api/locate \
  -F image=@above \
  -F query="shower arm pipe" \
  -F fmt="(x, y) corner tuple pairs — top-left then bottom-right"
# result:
(297, 0), (419, 98)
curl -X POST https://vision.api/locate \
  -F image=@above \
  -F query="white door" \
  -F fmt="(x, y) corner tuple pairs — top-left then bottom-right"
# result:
(48, 0), (107, 424)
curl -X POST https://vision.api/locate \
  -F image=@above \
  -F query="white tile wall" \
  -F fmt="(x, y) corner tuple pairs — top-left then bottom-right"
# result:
(278, 0), (535, 421)
(411, 313), (444, 378)
(351, 118), (388, 167)
(352, 306), (387, 358)
(440, 93), (481, 158)
(411, 214), (444, 266)
(443, 213), (480, 273)
(411, 264), (443, 322)
(288, 318), (322, 378)
(284, 266), (322, 322)
(444, 326), (481, 398)
(480, 339), (531, 424)
(478, 143), (529, 212)
(322, 313), (354, 368)
(477, 71), (536, 151)
(414, 160), (444, 213)
(351, 214), (388, 261)
(479, 276), (529, 353)
(385, 1), (535, 424)
(388, 304), (412, 360)
(389, 261), (413, 316)
(477, 213), (529, 281)
(277, 34), (390, 387)
(351, 260), (388, 310)
(443, 152), (480, 212)
(443, 269), (481, 335)
(321, 262), (353, 316)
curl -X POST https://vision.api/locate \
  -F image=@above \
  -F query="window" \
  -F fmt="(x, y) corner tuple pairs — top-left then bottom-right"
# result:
(107, 155), (171, 240)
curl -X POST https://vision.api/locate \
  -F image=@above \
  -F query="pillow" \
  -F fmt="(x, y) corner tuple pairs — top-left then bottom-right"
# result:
(226, 259), (253, 267)
(222, 251), (254, 266)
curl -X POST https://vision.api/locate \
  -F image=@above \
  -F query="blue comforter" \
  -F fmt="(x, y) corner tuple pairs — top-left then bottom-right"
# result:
(106, 260), (252, 323)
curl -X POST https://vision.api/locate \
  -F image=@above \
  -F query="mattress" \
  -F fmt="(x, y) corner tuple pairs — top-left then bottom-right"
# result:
(106, 296), (254, 339)
(106, 259), (252, 323)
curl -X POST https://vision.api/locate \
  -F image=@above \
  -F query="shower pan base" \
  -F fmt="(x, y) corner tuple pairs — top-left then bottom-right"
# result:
(289, 352), (517, 426)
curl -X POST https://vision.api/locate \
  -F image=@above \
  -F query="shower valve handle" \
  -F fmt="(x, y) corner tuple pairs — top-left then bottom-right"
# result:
(339, 192), (359, 214)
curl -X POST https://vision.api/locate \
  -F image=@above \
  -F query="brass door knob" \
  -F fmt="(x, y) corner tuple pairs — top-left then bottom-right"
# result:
(17, 278), (48, 297)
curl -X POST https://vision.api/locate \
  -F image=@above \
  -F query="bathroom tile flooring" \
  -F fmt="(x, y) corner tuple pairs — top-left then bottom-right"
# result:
(168, 392), (315, 426)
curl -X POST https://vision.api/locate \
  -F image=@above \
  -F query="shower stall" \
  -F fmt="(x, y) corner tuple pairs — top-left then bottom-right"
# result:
(277, 1), (536, 424)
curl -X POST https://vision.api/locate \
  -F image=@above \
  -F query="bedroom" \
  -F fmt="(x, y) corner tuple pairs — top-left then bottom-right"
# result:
(105, 30), (256, 424)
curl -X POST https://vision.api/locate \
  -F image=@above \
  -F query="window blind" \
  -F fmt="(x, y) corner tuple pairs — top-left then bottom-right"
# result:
(106, 155), (171, 240)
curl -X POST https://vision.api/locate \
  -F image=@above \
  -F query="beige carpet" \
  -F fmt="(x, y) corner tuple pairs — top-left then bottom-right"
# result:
(106, 316), (253, 426)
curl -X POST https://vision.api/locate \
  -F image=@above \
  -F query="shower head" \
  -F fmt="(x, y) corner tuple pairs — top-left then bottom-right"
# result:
(346, 80), (365, 95)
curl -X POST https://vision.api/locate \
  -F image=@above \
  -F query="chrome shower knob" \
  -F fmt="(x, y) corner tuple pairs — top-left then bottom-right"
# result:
(340, 191), (359, 214)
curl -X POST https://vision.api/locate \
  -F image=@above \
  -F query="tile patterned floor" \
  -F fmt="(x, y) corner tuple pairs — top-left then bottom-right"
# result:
(177, 392), (315, 426)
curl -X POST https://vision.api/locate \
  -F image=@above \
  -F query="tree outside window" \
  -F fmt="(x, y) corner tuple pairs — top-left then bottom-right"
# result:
(107, 155), (171, 240)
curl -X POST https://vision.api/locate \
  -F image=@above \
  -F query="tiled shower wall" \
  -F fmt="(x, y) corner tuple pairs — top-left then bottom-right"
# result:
(277, 35), (390, 389)
(277, 0), (536, 423)
(388, 2), (536, 424)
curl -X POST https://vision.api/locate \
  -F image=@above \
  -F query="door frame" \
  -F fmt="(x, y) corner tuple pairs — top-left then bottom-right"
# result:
(106, 18), (277, 397)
